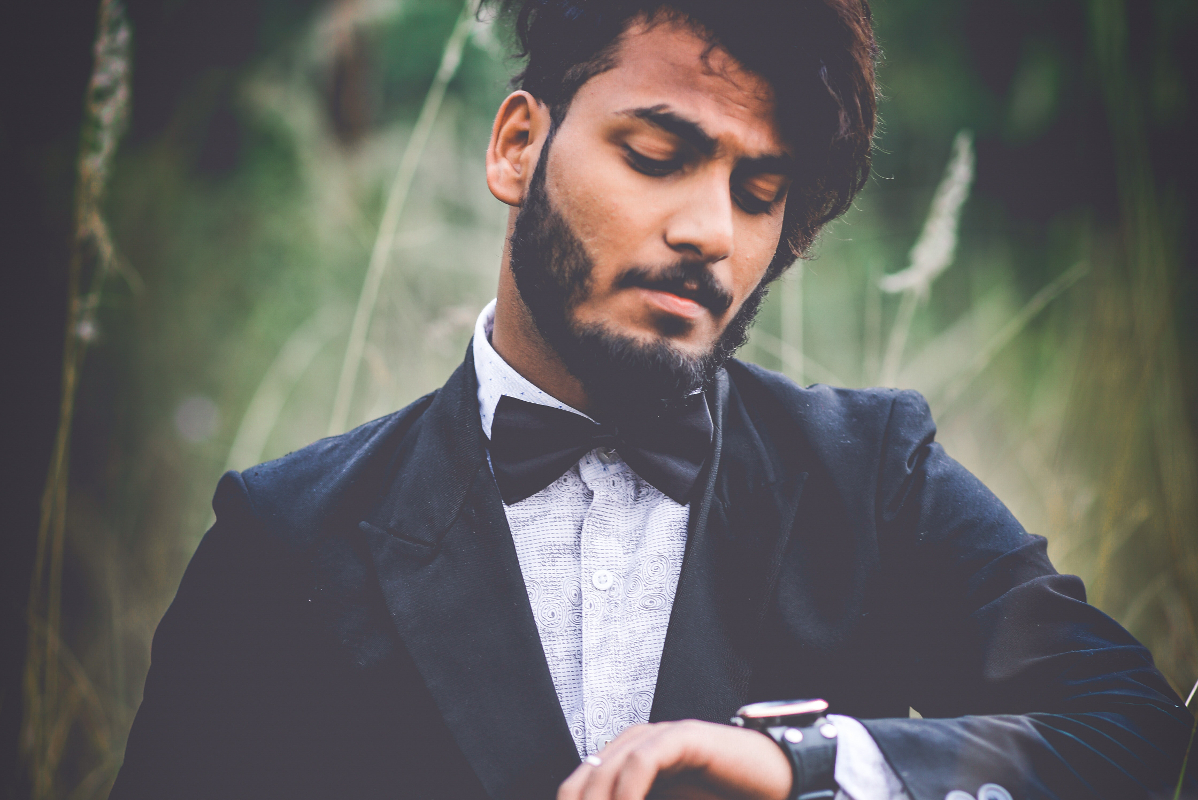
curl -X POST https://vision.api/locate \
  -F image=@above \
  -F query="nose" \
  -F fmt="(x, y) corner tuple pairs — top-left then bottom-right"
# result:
(662, 169), (734, 264)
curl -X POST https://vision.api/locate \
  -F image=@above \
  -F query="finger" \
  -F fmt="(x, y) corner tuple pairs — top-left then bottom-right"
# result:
(558, 754), (602, 800)
(578, 726), (662, 800)
(606, 721), (789, 800)
(606, 722), (708, 800)
(610, 731), (689, 800)
(561, 721), (729, 800)
(559, 725), (655, 800)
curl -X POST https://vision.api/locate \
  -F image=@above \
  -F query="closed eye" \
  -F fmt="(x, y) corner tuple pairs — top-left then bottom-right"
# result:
(624, 146), (684, 177)
(733, 168), (789, 215)
(733, 184), (785, 215)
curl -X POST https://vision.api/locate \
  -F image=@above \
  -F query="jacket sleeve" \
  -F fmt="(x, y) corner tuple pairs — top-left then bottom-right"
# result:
(861, 391), (1195, 800)
(109, 470), (298, 799)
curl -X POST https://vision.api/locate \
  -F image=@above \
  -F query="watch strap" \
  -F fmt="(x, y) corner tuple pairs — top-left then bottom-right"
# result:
(767, 717), (839, 800)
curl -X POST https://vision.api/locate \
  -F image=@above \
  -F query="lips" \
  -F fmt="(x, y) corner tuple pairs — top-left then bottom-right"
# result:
(617, 265), (734, 316)
(652, 279), (706, 305)
(640, 288), (706, 319)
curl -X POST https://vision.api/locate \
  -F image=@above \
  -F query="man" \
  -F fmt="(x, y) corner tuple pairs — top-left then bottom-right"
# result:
(110, 1), (1193, 799)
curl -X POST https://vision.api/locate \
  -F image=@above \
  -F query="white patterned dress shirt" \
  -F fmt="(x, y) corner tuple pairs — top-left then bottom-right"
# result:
(472, 300), (908, 800)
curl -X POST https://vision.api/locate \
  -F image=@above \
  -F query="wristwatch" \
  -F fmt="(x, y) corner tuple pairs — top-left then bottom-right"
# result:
(731, 699), (838, 800)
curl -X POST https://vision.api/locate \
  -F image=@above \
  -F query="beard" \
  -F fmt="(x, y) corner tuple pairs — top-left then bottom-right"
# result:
(506, 131), (772, 419)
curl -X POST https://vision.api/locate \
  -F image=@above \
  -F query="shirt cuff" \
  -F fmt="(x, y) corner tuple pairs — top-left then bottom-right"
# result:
(827, 714), (910, 800)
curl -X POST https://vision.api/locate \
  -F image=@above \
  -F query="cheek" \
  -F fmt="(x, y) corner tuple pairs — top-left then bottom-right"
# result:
(545, 142), (659, 258)
(731, 219), (784, 296)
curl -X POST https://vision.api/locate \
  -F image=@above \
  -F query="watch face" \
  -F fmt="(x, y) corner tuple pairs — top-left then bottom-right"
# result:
(735, 698), (828, 720)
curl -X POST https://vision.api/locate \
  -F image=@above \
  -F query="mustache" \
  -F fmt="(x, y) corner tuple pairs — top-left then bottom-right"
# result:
(616, 263), (734, 316)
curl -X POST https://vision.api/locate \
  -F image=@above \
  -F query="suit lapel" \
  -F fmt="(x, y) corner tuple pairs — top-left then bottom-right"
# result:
(358, 350), (579, 800)
(651, 371), (807, 724)
(357, 351), (810, 793)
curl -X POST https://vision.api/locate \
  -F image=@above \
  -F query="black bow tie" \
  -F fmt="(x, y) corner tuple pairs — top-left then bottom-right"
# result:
(488, 393), (713, 505)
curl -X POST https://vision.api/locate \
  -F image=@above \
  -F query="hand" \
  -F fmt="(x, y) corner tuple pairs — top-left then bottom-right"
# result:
(556, 719), (793, 800)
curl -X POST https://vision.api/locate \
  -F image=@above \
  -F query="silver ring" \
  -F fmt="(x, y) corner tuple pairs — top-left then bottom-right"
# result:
(584, 755), (603, 767)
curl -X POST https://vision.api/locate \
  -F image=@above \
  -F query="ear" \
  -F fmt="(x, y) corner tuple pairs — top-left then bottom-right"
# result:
(486, 90), (551, 207)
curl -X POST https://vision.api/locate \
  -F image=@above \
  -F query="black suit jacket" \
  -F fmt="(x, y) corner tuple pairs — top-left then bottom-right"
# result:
(110, 351), (1193, 800)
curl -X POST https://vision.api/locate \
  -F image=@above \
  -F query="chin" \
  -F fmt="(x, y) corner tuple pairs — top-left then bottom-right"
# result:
(597, 314), (717, 360)
(653, 332), (716, 361)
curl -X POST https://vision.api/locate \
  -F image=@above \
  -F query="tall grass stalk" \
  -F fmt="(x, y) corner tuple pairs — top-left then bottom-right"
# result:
(226, 307), (346, 474)
(1174, 679), (1198, 800)
(781, 264), (804, 385)
(862, 261), (882, 383)
(1083, 0), (1198, 645)
(327, 0), (478, 435)
(750, 328), (848, 388)
(1177, 720), (1196, 800)
(932, 260), (1090, 417)
(878, 290), (918, 388)
(22, 1), (132, 797)
(878, 130), (974, 386)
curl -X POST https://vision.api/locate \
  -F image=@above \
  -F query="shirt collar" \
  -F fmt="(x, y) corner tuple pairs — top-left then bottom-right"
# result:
(472, 299), (593, 440)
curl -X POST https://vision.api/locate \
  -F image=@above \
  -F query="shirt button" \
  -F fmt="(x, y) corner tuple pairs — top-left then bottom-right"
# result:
(596, 447), (618, 464)
(591, 569), (614, 591)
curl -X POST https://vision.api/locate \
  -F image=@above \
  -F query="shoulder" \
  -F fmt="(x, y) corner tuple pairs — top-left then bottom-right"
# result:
(217, 390), (439, 549)
(723, 359), (934, 459)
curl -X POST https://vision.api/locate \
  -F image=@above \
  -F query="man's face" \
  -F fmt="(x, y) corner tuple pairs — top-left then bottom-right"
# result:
(508, 18), (792, 412)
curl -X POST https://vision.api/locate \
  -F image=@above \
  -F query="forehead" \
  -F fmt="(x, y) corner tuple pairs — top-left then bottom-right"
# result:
(567, 18), (787, 156)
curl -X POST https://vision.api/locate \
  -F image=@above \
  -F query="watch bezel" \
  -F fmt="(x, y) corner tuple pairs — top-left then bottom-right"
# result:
(734, 699), (829, 720)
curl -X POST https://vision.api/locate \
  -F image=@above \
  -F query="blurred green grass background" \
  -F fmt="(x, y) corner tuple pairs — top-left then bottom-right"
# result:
(16, 0), (1198, 796)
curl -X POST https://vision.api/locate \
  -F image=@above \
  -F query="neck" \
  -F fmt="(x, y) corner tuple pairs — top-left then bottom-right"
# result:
(491, 236), (592, 413)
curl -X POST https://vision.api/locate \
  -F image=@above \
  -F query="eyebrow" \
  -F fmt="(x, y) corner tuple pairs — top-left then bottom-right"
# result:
(622, 105), (717, 155)
(619, 104), (794, 175)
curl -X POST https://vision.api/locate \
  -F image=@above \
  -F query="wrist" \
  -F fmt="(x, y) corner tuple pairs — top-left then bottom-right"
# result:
(731, 699), (839, 800)
(767, 718), (838, 800)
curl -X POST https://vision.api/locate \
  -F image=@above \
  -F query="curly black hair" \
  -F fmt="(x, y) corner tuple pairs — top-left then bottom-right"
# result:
(483, 0), (879, 276)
